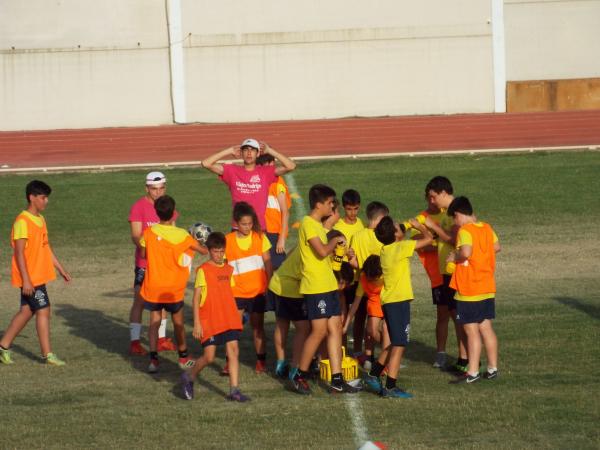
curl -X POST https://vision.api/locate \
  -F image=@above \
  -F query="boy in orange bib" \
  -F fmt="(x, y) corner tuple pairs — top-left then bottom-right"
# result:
(0, 180), (71, 366)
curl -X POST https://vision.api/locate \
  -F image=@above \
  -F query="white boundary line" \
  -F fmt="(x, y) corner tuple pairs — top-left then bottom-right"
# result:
(0, 144), (598, 174)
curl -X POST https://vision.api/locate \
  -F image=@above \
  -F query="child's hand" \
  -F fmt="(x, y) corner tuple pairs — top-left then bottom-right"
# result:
(231, 145), (241, 158)
(61, 271), (72, 283)
(193, 323), (203, 340)
(408, 218), (421, 229)
(22, 280), (34, 296)
(261, 142), (271, 155)
(346, 247), (355, 260)
(276, 234), (286, 254)
(342, 319), (350, 334)
(446, 252), (456, 263)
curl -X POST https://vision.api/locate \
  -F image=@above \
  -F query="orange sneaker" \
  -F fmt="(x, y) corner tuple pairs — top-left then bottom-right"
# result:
(129, 340), (148, 356)
(255, 359), (267, 374)
(157, 337), (177, 352)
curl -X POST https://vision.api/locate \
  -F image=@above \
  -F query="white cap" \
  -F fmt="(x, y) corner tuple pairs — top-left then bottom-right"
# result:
(146, 171), (166, 185)
(241, 138), (260, 150)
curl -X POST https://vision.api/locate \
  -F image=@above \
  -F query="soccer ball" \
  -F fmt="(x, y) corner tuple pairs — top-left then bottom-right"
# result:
(188, 222), (212, 244)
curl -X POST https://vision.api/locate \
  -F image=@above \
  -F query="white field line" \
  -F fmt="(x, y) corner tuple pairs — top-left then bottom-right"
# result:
(285, 172), (370, 449)
(0, 144), (598, 174)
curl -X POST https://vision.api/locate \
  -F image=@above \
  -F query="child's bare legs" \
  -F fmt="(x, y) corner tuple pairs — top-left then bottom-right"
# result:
(291, 320), (310, 367)
(435, 305), (450, 352)
(35, 307), (52, 356)
(148, 310), (162, 353)
(129, 287), (144, 324)
(326, 316), (343, 374)
(274, 318), (290, 361)
(0, 305), (34, 349)
(190, 345), (216, 378)
(250, 312), (265, 355)
(170, 309), (186, 352)
(450, 309), (469, 360)
(298, 318), (328, 371)
(386, 345), (405, 380)
(352, 298), (367, 354)
(479, 319), (498, 369)
(226, 340), (240, 388)
(365, 316), (382, 359)
(381, 321), (391, 351)
(463, 322), (482, 375)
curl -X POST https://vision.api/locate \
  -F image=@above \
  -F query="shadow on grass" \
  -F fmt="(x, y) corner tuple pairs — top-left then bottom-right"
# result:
(404, 338), (437, 365)
(101, 288), (133, 299)
(554, 296), (600, 321)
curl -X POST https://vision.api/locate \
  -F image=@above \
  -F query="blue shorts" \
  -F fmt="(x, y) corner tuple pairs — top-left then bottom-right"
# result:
(144, 301), (184, 313)
(440, 275), (457, 310)
(456, 299), (496, 324)
(304, 290), (341, 320)
(20, 285), (50, 312)
(133, 267), (145, 287)
(272, 290), (308, 322)
(202, 330), (241, 348)
(236, 294), (267, 314)
(267, 233), (287, 271)
(382, 301), (411, 346)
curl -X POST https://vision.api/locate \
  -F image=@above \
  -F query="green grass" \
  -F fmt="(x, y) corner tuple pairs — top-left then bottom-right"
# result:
(1, 151), (599, 449)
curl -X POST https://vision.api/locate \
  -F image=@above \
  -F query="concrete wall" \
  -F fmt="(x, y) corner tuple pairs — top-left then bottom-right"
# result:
(1, 0), (599, 131)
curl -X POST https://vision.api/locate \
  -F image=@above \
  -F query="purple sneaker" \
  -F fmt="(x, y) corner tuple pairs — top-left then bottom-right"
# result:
(227, 388), (250, 402)
(180, 372), (194, 400)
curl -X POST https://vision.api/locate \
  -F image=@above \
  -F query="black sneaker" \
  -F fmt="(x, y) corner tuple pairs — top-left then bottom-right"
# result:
(291, 376), (311, 395)
(483, 369), (498, 380)
(450, 373), (481, 384)
(328, 380), (360, 394)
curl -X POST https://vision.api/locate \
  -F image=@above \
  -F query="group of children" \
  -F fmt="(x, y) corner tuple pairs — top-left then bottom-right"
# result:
(0, 141), (501, 402)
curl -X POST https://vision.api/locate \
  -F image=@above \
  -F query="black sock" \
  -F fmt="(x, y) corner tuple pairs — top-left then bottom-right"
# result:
(257, 353), (266, 361)
(178, 349), (188, 358)
(331, 373), (343, 386)
(385, 376), (397, 389)
(369, 361), (385, 378)
(369, 354), (375, 363)
(295, 369), (309, 380)
(150, 351), (158, 360)
(457, 358), (468, 366)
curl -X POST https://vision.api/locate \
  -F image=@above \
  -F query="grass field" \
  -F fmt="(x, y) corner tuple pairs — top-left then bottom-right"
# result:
(0, 151), (599, 449)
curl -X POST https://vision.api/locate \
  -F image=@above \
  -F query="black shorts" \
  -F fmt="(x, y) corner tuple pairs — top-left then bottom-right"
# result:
(382, 301), (411, 346)
(456, 299), (496, 324)
(236, 294), (267, 314)
(20, 285), (50, 312)
(133, 267), (146, 287)
(202, 330), (241, 348)
(440, 275), (457, 310)
(143, 301), (184, 313)
(267, 232), (286, 271)
(431, 285), (444, 305)
(304, 290), (341, 320)
(272, 290), (308, 322)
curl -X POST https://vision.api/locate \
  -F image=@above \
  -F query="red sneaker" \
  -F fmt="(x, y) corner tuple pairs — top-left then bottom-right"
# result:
(129, 340), (148, 356)
(255, 359), (267, 374)
(220, 362), (230, 377)
(178, 356), (195, 369)
(157, 337), (177, 352)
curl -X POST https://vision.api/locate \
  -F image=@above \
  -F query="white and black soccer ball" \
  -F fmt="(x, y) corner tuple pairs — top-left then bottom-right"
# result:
(188, 222), (212, 244)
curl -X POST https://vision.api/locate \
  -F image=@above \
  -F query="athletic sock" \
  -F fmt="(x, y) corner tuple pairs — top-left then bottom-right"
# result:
(149, 351), (158, 360)
(487, 367), (497, 373)
(294, 369), (309, 380)
(178, 349), (188, 358)
(158, 319), (167, 339)
(331, 373), (343, 387)
(130, 323), (142, 341)
(385, 376), (397, 389)
(257, 353), (266, 361)
(369, 361), (385, 378)
(456, 358), (468, 367)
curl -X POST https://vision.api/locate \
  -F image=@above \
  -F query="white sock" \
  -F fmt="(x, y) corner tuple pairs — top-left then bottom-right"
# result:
(158, 319), (167, 339)
(488, 367), (497, 373)
(130, 323), (142, 341)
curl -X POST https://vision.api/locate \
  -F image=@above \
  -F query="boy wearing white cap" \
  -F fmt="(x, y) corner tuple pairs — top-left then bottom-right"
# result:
(201, 139), (296, 231)
(127, 171), (179, 355)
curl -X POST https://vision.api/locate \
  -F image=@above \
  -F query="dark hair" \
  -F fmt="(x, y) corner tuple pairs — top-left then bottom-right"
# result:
(341, 189), (361, 206)
(256, 154), (275, 166)
(362, 255), (382, 280)
(233, 201), (262, 234)
(309, 184), (336, 210)
(334, 262), (354, 286)
(365, 201), (389, 221)
(326, 229), (344, 242)
(26, 180), (52, 202)
(447, 196), (473, 217)
(374, 216), (397, 245)
(205, 231), (226, 249)
(425, 176), (453, 195)
(154, 195), (176, 221)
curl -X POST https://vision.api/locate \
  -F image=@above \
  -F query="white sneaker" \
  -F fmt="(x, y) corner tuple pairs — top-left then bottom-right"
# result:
(433, 352), (447, 368)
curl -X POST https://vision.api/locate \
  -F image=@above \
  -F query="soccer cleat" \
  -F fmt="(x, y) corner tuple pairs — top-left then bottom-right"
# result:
(363, 373), (383, 393)
(328, 381), (361, 394)
(157, 337), (177, 352)
(129, 340), (148, 356)
(450, 373), (481, 384)
(0, 348), (14, 365)
(380, 387), (414, 399)
(45, 353), (66, 366)
(178, 357), (195, 370)
(275, 360), (289, 378)
(483, 369), (498, 380)
(220, 362), (230, 376)
(180, 372), (194, 400)
(288, 366), (299, 381)
(433, 352), (447, 369)
(227, 388), (251, 402)
(291, 376), (311, 395)
(148, 358), (159, 373)
(255, 359), (267, 374)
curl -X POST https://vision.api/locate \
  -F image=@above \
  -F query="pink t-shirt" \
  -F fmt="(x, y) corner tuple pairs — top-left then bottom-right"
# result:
(128, 196), (179, 268)
(220, 164), (277, 230)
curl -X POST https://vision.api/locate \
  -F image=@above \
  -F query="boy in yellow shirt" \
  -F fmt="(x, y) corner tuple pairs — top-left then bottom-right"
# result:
(291, 184), (359, 394)
(364, 216), (432, 398)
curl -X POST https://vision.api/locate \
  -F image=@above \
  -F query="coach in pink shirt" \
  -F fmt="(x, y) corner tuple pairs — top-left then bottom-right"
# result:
(201, 138), (296, 230)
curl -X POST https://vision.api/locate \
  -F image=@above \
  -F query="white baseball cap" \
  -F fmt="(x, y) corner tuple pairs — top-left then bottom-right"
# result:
(146, 171), (166, 185)
(241, 138), (260, 150)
